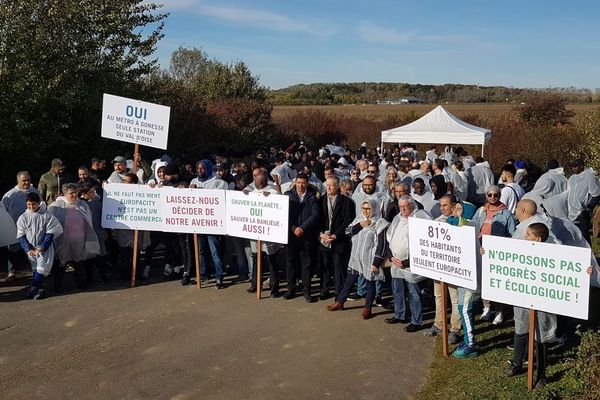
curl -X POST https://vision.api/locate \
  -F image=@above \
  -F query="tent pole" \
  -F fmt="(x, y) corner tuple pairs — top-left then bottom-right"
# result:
(481, 143), (485, 158)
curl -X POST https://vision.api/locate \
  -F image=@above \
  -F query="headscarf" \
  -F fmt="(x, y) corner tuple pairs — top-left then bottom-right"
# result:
(447, 200), (477, 226)
(350, 197), (388, 235)
(430, 174), (447, 200)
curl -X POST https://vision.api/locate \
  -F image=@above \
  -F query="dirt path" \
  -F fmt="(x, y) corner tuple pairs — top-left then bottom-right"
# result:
(1, 276), (433, 399)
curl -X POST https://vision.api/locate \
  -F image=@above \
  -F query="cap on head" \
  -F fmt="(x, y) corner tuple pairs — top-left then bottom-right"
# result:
(112, 156), (127, 164)
(514, 159), (526, 169)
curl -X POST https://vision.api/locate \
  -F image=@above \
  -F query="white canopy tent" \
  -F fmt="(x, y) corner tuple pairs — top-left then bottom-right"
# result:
(380, 105), (492, 156)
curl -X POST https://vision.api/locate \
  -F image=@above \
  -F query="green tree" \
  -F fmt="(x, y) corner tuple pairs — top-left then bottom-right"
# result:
(0, 0), (167, 188)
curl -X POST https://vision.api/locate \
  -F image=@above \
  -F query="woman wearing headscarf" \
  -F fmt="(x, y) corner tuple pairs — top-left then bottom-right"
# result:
(326, 197), (389, 319)
(445, 196), (480, 358)
(472, 185), (516, 325)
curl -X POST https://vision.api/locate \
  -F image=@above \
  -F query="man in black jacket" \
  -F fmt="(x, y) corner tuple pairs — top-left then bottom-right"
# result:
(284, 173), (321, 302)
(318, 176), (356, 300)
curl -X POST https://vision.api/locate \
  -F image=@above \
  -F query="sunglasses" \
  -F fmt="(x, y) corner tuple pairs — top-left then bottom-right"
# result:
(361, 207), (372, 210)
(367, 170), (377, 173)
(487, 193), (500, 198)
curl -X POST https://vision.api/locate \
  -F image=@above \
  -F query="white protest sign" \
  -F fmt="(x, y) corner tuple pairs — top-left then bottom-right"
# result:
(101, 93), (170, 150)
(482, 235), (591, 320)
(226, 191), (289, 244)
(101, 183), (163, 231)
(160, 188), (226, 234)
(408, 217), (478, 290)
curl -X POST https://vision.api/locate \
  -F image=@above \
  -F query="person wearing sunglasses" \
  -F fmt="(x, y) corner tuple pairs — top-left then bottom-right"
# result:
(472, 185), (517, 325)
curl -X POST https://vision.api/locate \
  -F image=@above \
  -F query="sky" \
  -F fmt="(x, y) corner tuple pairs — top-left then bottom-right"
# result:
(153, 0), (600, 90)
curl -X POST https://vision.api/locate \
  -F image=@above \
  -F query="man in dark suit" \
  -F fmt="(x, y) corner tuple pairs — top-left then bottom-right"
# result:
(284, 173), (321, 302)
(318, 176), (356, 300)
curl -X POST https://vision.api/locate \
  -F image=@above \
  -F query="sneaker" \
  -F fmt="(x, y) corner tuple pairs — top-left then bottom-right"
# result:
(505, 361), (524, 377)
(452, 344), (478, 358)
(492, 312), (504, 325)
(374, 296), (383, 307)
(163, 264), (173, 277)
(6, 271), (16, 282)
(448, 331), (462, 345)
(215, 279), (225, 289)
(480, 306), (492, 321)
(347, 293), (365, 301)
(424, 325), (442, 337)
(33, 289), (46, 300)
(143, 265), (151, 279)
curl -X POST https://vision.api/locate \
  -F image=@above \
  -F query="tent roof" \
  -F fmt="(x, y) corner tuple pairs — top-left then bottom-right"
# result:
(381, 105), (492, 145)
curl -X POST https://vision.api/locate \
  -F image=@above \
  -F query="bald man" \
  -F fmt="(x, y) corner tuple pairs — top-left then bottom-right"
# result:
(513, 199), (555, 240)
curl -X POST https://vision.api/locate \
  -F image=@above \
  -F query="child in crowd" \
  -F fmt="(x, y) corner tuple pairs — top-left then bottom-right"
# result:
(447, 199), (479, 358)
(16, 192), (63, 299)
(482, 223), (593, 388)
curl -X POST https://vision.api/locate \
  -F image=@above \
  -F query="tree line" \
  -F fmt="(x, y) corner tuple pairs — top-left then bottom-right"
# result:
(269, 82), (600, 105)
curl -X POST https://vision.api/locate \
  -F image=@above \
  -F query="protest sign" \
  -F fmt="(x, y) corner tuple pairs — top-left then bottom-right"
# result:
(101, 183), (163, 231)
(159, 187), (226, 234)
(482, 235), (591, 320)
(408, 217), (478, 290)
(226, 191), (289, 244)
(101, 93), (170, 150)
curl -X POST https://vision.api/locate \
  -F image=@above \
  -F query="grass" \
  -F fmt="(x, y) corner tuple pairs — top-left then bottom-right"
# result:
(414, 240), (600, 400)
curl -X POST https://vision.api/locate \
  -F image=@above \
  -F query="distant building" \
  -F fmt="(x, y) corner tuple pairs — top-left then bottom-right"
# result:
(376, 96), (420, 105)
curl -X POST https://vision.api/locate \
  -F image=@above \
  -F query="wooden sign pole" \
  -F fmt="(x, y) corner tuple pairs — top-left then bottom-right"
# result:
(527, 309), (536, 390)
(440, 281), (449, 357)
(131, 143), (140, 288)
(256, 240), (262, 300)
(194, 234), (201, 289)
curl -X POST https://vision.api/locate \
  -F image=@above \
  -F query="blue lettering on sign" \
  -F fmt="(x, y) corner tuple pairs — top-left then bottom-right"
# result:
(125, 105), (147, 120)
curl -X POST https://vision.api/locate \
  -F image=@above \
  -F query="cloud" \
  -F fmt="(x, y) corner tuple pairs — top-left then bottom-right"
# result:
(356, 22), (489, 48)
(356, 23), (413, 45)
(162, 1), (337, 36)
(197, 4), (308, 32)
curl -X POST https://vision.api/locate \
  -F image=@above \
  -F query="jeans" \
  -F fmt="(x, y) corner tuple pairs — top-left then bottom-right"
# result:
(358, 274), (382, 297)
(199, 235), (223, 279)
(391, 277), (422, 325)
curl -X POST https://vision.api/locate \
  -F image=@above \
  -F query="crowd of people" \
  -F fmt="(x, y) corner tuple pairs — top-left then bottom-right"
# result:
(2, 142), (600, 389)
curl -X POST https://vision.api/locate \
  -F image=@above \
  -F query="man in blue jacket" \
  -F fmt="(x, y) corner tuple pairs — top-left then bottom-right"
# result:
(284, 173), (321, 302)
